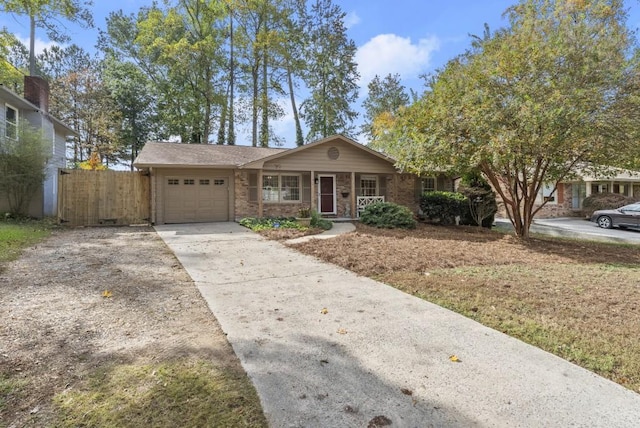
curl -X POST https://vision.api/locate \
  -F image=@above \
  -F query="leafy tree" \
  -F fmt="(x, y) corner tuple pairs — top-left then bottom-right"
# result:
(0, 29), (28, 91)
(362, 73), (409, 142)
(102, 56), (157, 170)
(300, 0), (359, 141)
(0, 0), (93, 75)
(101, 2), (227, 144)
(376, 0), (640, 238)
(0, 121), (48, 216)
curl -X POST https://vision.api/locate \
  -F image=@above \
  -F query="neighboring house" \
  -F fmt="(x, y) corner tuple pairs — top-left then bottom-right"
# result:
(133, 135), (453, 224)
(533, 167), (640, 218)
(0, 76), (76, 217)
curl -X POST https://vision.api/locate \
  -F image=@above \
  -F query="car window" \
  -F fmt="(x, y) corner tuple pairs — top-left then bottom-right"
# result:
(623, 204), (640, 212)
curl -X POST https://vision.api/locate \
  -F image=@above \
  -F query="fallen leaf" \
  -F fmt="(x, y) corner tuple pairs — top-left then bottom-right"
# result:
(368, 415), (392, 427)
(449, 354), (461, 363)
(102, 290), (112, 298)
(400, 388), (413, 395)
(320, 308), (328, 314)
(337, 328), (347, 334)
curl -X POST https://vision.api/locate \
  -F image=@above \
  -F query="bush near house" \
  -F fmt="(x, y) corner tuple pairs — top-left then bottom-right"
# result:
(419, 191), (466, 225)
(420, 190), (497, 228)
(360, 202), (416, 229)
(581, 192), (635, 218)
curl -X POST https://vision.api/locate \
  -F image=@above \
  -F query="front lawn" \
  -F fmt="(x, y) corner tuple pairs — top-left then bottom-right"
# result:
(290, 223), (640, 394)
(0, 219), (53, 270)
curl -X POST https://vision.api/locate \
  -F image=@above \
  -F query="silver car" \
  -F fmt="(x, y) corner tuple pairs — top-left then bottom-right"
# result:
(590, 202), (640, 229)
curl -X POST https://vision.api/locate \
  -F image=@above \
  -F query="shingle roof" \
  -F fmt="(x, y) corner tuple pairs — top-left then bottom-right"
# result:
(134, 142), (287, 168)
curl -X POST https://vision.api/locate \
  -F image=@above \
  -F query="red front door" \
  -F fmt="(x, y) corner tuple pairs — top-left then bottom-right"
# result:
(319, 176), (335, 214)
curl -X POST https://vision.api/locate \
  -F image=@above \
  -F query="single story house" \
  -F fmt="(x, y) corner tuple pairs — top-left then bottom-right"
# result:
(534, 167), (640, 217)
(0, 77), (76, 217)
(133, 135), (453, 224)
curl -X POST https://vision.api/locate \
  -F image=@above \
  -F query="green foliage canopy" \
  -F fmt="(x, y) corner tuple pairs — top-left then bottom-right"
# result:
(375, 0), (640, 237)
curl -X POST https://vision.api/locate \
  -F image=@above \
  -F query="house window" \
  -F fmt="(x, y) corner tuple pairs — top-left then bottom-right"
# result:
(184, 179), (195, 185)
(262, 174), (301, 202)
(360, 175), (378, 196)
(591, 183), (608, 194)
(168, 179), (180, 185)
(200, 179), (210, 185)
(5, 104), (17, 139)
(214, 179), (225, 186)
(421, 177), (436, 193)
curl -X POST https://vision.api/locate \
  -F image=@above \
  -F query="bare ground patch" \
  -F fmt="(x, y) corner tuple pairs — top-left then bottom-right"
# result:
(0, 227), (266, 427)
(290, 223), (640, 393)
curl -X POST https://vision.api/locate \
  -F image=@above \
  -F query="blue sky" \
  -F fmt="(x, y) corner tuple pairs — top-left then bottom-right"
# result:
(2, 0), (640, 146)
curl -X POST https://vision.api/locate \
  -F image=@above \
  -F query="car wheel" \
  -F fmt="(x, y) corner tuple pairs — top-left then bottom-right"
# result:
(597, 216), (613, 229)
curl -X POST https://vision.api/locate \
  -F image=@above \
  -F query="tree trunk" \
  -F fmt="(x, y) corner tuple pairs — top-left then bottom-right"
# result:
(228, 7), (235, 145)
(251, 63), (259, 147)
(29, 15), (36, 76)
(260, 35), (269, 148)
(286, 62), (303, 146)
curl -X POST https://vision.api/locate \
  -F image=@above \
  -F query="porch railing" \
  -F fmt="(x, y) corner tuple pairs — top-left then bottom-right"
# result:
(357, 196), (385, 217)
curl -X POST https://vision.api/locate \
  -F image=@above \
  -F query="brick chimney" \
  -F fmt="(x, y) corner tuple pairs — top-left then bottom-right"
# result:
(24, 76), (50, 113)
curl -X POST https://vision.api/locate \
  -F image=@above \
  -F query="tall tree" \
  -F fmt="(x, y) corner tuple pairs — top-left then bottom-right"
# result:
(102, 56), (157, 170)
(101, 2), (227, 144)
(361, 73), (409, 142)
(300, 0), (359, 141)
(0, 29), (28, 91)
(0, 0), (93, 76)
(375, 0), (640, 238)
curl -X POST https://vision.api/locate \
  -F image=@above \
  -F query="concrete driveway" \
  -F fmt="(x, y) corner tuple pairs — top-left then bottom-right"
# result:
(156, 222), (640, 427)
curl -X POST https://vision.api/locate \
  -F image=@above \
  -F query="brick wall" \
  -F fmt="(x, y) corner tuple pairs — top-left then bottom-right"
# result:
(393, 174), (420, 213)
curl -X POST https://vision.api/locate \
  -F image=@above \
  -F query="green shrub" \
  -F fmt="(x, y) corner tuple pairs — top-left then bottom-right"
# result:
(419, 191), (466, 225)
(360, 202), (416, 229)
(310, 210), (332, 230)
(581, 192), (635, 217)
(458, 186), (498, 228)
(239, 216), (305, 231)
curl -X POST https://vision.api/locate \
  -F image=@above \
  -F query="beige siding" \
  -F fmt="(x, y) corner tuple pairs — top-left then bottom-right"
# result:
(154, 168), (234, 224)
(262, 140), (396, 173)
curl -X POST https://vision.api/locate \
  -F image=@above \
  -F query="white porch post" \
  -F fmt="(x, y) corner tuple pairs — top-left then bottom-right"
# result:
(258, 170), (263, 217)
(350, 171), (356, 219)
(585, 181), (592, 197)
(310, 170), (315, 212)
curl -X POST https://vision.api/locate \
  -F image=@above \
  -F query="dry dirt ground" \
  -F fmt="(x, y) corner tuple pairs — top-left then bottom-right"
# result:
(0, 227), (263, 427)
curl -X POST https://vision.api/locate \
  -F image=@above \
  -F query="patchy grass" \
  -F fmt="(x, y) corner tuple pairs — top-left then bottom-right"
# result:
(54, 359), (266, 428)
(0, 219), (53, 269)
(291, 223), (640, 393)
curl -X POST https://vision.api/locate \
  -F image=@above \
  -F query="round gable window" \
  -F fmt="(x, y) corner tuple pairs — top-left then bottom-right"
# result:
(327, 146), (340, 160)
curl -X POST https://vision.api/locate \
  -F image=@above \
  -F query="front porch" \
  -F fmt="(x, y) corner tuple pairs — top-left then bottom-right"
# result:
(234, 170), (420, 221)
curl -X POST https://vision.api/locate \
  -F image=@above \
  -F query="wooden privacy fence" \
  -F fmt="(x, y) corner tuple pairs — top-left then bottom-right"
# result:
(57, 169), (150, 226)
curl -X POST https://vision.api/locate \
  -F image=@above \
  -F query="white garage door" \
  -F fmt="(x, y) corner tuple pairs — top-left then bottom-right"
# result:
(164, 176), (229, 223)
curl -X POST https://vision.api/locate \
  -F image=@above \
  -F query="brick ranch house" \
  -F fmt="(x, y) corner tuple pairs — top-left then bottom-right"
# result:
(531, 168), (640, 218)
(133, 135), (453, 224)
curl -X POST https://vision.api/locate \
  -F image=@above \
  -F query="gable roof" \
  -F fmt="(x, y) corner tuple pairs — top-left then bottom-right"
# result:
(239, 134), (395, 169)
(0, 84), (77, 137)
(133, 142), (287, 168)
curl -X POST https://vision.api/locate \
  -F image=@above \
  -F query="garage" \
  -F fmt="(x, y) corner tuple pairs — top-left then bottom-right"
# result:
(163, 174), (230, 223)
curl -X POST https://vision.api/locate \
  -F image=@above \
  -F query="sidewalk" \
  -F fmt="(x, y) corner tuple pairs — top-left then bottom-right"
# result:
(156, 222), (640, 428)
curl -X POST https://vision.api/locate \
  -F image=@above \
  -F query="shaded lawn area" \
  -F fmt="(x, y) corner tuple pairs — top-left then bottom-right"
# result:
(0, 220), (53, 269)
(290, 223), (640, 394)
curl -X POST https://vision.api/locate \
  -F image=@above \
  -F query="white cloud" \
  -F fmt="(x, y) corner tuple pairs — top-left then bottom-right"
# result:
(344, 11), (361, 29)
(355, 33), (440, 86)
(15, 34), (59, 54)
